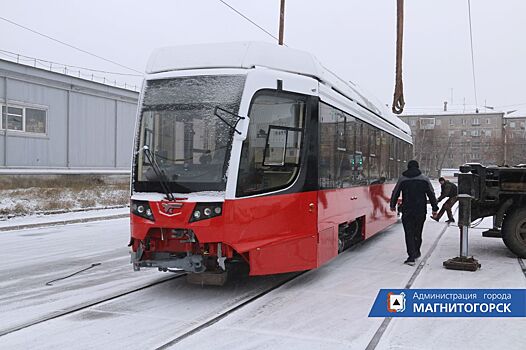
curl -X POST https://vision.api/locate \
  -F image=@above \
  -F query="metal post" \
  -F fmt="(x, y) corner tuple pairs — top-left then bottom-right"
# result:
(3, 77), (7, 166)
(278, 0), (285, 45)
(458, 193), (471, 257)
(443, 168), (481, 271)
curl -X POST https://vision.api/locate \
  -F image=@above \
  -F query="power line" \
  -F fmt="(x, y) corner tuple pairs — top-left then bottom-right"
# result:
(467, 0), (478, 110)
(217, 0), (283, 44)
(0, 15), (142, 74)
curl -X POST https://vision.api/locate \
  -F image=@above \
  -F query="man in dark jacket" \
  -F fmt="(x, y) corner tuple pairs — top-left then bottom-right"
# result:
(390, 160), (439, 266)
(431, 177), (458, 223)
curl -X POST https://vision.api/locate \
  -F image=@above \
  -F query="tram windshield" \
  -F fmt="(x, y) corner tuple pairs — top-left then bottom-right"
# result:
(135, 75), (246, 193)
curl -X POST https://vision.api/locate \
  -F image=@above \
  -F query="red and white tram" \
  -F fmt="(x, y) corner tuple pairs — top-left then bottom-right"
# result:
(129, 42), (413, 281)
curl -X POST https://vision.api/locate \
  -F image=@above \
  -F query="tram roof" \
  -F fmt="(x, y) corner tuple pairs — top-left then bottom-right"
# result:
(146, 41), (410, 135)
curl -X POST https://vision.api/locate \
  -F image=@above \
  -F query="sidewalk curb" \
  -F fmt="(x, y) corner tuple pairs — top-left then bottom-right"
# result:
(0, 213), (129, 232)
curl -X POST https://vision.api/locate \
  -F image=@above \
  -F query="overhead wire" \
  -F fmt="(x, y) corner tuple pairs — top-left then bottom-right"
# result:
(217, 0), (284, 45)
(0, 15), (142, 74)
(467, 0), (479, 111)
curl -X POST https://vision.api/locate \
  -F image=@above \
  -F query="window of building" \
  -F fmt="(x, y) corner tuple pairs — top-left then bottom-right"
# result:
(1, 104), (47, 134)
(462, 119), (466, 125)
(470, 130), (480, 137)
(410, 119), (416, 126)
(448, 130), (455, 137)
(26, 108), (47, 133)
(449, 119), (454, 126)
(486, 118), (491, 124)
(419, 118), (435, 130)
(472, 118), (480, 125)
(510, 121), (516, 128)
(436, 119), (441, 126)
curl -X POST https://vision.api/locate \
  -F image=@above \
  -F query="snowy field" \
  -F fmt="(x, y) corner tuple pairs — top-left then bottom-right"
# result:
(0, 209), (524, 349)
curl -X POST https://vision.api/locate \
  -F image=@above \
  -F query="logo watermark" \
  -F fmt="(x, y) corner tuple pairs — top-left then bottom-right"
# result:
(369, 289), (526, 317)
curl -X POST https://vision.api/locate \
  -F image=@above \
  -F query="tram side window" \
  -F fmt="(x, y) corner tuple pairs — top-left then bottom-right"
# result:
(351, 121), (367, 186)
(236, 91), (306, 197)
(368, 127), (380, 182)
(379, 131), (390, 181)
(361, 124), (370, 183)
(398, 140), (406, 176)
(319, 103), (361, 189)
(388, 136), (397, 180)
(319, 103), (349, 188)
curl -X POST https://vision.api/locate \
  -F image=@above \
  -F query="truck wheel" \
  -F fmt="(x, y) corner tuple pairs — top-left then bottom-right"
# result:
(501, 207), (526, 258)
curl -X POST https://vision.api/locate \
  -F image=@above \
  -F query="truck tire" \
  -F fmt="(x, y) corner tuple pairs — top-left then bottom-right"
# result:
(501, 207), (526, 258)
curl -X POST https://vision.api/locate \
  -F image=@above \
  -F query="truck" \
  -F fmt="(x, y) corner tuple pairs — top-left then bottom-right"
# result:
(458, 163), (526, 258)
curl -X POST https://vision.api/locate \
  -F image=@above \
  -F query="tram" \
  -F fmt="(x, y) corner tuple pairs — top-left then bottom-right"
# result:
(129, 42), (413, 281)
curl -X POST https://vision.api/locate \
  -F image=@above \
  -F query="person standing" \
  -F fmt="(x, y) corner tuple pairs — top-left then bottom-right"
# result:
(431, 177), (458, 223)
(390, 160), (439, 266)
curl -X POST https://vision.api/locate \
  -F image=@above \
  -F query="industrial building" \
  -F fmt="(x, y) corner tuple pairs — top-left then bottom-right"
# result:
(0, 58), (139, 172)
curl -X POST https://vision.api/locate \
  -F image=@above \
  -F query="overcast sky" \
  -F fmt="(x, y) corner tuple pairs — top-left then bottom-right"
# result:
(1, 0), (525, 114)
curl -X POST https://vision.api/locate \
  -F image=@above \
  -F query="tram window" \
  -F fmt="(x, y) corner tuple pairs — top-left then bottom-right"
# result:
(351, 122), (367, 186)
(236, 91), (306, 197)
(388, 136), (396, 180)
(379, 131), (390, 181)
(368, 127), (379, 182)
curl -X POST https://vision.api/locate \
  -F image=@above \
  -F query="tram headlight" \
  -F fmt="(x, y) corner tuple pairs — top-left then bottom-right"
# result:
(190, 202), (223, 222)
(131, 200), (155, 221)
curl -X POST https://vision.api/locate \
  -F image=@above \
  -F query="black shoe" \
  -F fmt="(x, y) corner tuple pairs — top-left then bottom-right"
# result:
(415, 252), (421, 259)
(430, 215), (439, 222)
(446, 219), (455, 223)
(404, 259), (416, 266)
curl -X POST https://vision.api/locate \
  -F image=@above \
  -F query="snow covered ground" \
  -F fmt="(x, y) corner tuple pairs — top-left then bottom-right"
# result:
(0, 185), (128, 218)
(0, 209), (524, 349)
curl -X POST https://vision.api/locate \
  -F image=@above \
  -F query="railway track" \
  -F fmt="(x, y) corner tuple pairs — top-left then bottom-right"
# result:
(154, 272), (304, 350)
(0, 273), (185, 338)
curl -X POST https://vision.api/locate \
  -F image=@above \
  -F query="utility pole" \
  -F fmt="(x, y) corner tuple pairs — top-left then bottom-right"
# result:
(278, 0), (285, 45)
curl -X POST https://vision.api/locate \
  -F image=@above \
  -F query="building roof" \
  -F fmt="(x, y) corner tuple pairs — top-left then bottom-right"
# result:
(504, 108), (526, 119)
(0, 58), (139, 102)
(401, 111), (504, 118)
(146, 41), (410, 134)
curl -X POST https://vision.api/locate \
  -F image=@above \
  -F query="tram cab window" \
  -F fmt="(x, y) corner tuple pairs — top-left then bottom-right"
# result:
(236, 91), (306, 197)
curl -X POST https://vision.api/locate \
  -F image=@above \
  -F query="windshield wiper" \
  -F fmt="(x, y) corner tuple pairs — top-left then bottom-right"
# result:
(214, 106), (245, 135)
(139, 145), (175, 201)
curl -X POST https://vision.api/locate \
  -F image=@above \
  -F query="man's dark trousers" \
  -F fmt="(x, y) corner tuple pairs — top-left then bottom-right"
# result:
(436, 196), (458, 221)
(402, 214), (426, 259)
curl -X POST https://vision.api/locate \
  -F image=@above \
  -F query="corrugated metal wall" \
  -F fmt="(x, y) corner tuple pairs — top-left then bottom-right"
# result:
(0, 60), (139, 171)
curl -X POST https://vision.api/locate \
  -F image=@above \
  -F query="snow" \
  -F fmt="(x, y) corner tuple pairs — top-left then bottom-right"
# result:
(0, 168), (130, 175)
(0, 207), (128, 230)
(170, 217), (525, 350)
(0, 202), (524, 349)
(0, 186), (128, 218)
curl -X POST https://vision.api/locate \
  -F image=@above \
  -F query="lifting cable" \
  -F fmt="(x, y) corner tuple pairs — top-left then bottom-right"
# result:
(392, 0), (405, 114)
